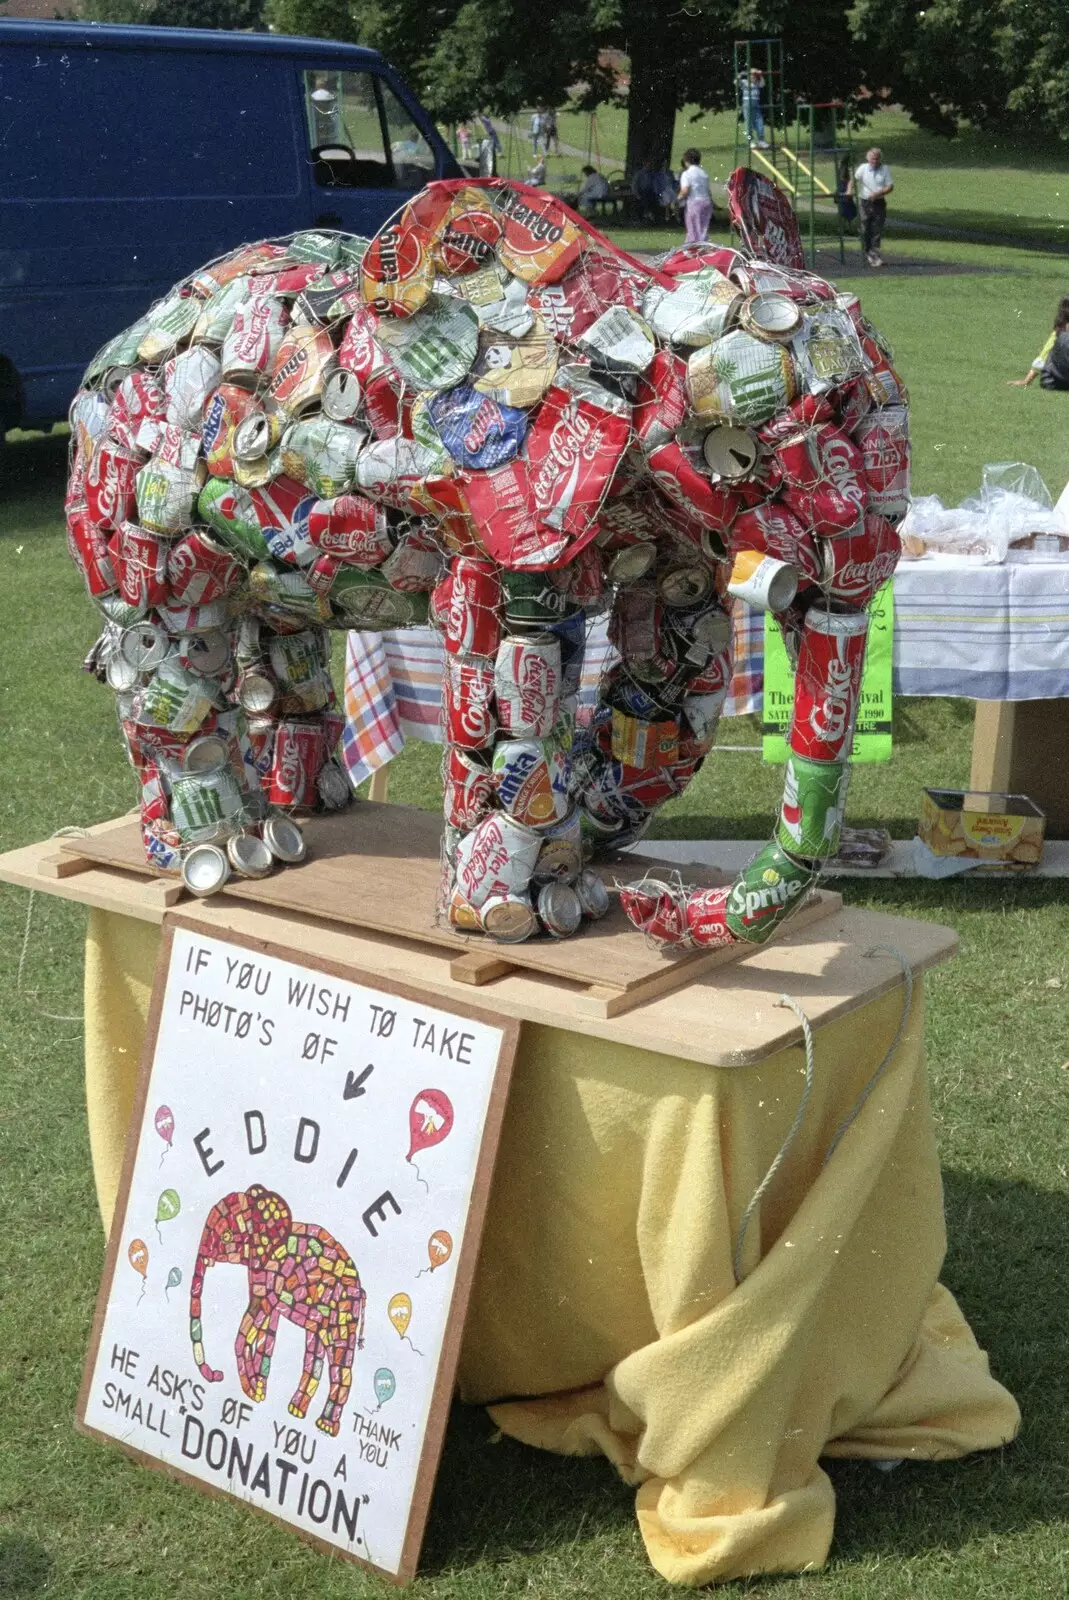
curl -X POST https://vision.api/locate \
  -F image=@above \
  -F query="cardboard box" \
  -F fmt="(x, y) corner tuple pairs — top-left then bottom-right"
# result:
(919, 789), (1045, 869)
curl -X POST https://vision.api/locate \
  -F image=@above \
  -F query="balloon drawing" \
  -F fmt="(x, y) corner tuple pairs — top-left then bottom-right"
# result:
(428, 1230), (453, 1271)
(374, 1368), (396, 1407)
(154, 1104), (175, 1158)
(165, 1265), (182, 1300)
(388, 1292), (412, 1338)
(128, 1237), (148, 1302)
(407, 1090), (454, 1162)
(155, 1187), (181, 1241)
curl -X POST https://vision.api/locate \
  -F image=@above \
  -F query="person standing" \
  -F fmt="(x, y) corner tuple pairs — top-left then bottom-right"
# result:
(848, 146), (894, 267)
(678, 148), (713, 244)
(542, 108), (559, 155)
(529, 110), (543, 155)
(740, 67), (769, 149)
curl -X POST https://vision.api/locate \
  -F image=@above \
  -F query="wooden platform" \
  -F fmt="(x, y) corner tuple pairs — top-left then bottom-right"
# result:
(49, 804), (842, 1019)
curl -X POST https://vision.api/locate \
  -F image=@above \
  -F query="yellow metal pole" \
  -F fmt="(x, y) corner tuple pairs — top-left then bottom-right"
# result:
(749, 145), (795, 193)
(780, 146), (832, 195)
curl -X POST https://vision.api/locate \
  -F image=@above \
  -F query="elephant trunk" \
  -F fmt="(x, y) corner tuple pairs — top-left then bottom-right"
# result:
(189, 1230), (223, 1383)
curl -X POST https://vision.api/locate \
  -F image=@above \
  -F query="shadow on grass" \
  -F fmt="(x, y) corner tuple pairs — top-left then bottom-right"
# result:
(419, 1165), (1065, 1581)
(0, 430), (69, 530)
(0, 1534), (55, 1595)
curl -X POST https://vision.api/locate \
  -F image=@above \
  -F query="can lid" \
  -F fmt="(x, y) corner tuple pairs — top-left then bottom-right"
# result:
(317, 760), (352, 811)
(233, 410), (271, 464)
(702, 424), (758, 479)
(181, 843), (231, 897)
(226, 831), (274, 878)
(105, 651), (140, 692)
(264, 814), (307, 863)
(741, 292), (803, 342)
(659, 565), (713, 609)
(537, 881), (583, 938)
(120, 622), (169, 672)
(182, 630), (232, 678)
(481, 895), (537, 942)
(322, 367), (362, 422)
(237, 667), (279, 714)
(606, 543), (657, 586)
(688, 607), (733, 650)
(183, 734), (229, 775)
(102, 365), (131, 400)
(575, 868), (611, 919)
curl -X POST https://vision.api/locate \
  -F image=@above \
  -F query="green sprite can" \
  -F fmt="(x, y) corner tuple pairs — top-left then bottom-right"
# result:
(280, 416), (366, 499)
(198, 478), (271, 561)
(501, 570), (575, 625)
(330, 567), (429, 627)
(776, 754), (849, 862)
(137, 292), (203, 363)
(725, 841), (815, 945)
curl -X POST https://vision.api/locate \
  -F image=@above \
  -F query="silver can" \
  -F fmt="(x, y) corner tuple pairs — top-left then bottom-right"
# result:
(263, 814), (307, 863)
(537, 880), (583, 939)
(226, 831), (274, 879)
(575, 867), (611, 919)
(181, 843), (231, 897)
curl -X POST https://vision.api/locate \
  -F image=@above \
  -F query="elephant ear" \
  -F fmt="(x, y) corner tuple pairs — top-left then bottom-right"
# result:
(248, 1188), (292, 1266)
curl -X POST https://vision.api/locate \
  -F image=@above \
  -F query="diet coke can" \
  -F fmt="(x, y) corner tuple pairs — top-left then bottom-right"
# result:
(494, 635), (561, 738)
(222, 294), (288, 387)
(790, 605), (869, 762)
(268, 720), (326, 808)
(453, 811), (542, 909)
(445, 655), (497, 749)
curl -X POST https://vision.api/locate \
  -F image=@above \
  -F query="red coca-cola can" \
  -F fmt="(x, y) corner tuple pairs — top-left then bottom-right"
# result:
(525, 380), (631, 544)
(363, 368), (411, 440)
(109, 369), (167, 456)
(494, 636), (562, 737)
(440, 557), (502, 657)
(833, 377), (872, 434)
(443, 745), (495, 829)
(445, 655), (497, 749)
(85, 441), (140, 532)
(756, 393), (834, 447)
(634, 349), (689, 451)
(620, 883), (689, 945)
(66, 504), (117, 596)
(336, 307), (381, 381)
(308, 552), (340, 594)
(731, 502), (824, 587)
(166, 528), (244, 605)
(688, 646), (733, 695)
(306, 495), (393, 565)
(821, 512), (901, 606)
(684, 885), (735, 948)
(648, 440), (744, 534)
(117, 520), (170, 609)
(139, 760), (169, 825)
(268, 720), (326, 807)
(790, 605), (869, 762)
(851, 406), (910, 524)
(562, 541), (605, 607)
(618, 764), (679, 809)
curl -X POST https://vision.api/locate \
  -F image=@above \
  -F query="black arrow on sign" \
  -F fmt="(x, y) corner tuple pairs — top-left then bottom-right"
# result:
(344, 1064), (375, 1101)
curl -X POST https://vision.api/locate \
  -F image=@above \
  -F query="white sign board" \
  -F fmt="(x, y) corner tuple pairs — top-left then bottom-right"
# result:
(78, 919), (518, 1582)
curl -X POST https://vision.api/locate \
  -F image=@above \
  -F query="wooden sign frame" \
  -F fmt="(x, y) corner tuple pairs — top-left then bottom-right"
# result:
(76, 914), (520, 1583)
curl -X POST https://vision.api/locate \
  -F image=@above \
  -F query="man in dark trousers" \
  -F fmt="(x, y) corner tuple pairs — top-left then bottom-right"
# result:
(848, 147), (894, 268)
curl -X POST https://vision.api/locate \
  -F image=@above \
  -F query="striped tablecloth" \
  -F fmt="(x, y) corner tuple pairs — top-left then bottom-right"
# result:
(340, 557), (1069, 785)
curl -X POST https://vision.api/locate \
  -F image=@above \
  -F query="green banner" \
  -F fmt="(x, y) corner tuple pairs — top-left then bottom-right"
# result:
(761, 582), (894, 763)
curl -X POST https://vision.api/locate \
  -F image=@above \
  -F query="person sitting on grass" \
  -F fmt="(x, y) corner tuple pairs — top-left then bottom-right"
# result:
(1008, 296), (1069, 389)
(577, 163), (610, 214)
(528, 151), (547, 187)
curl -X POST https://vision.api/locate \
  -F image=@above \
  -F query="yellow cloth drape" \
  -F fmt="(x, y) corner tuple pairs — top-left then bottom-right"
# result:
(85, 907), (1019, 1587)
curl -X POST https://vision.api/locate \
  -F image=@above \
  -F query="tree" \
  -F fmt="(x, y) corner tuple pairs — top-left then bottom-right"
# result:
(81, 0), (266, 27)
(848, 0), (1010, 135)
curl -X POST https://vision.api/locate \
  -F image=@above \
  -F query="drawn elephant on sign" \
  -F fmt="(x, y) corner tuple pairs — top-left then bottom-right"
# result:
(189, 1183), (366, 1437)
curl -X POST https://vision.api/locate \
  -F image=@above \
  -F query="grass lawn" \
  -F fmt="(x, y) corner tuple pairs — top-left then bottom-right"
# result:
(499, 103), (1069, 250)
(3, 228), (1069, 1595)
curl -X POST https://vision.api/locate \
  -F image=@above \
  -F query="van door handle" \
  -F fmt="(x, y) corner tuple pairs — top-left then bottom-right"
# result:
(315, 211), (343, 227)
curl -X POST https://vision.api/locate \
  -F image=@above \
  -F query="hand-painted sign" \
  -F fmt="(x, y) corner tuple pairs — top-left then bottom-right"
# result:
(78, 919), (518, 1582)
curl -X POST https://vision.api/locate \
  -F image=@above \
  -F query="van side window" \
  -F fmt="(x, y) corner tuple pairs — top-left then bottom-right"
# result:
(304, 70), (434, 188)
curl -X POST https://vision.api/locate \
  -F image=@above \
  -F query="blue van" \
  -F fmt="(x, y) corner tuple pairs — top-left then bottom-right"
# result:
(0, 20), (461, 431)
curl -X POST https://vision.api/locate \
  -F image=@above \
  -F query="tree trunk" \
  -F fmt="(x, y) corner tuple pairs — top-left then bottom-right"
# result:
(624, 35), (679, 178)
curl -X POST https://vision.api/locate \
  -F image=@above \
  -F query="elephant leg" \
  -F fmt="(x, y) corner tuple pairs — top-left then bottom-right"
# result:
(288, 1325), (324, 1420)
(236, 1302), (277, 1403)
(316, 1322), (358, 1437)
